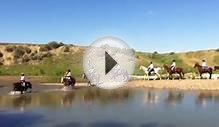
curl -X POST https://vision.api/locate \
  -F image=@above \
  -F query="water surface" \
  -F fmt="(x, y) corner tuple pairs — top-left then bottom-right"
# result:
(0, 87), (219, 127)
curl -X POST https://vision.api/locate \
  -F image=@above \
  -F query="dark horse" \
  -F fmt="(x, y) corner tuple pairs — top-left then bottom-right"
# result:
(61, 76), (76, 87)
(214, 66), (219, 71)
(163, 65), (184, 79)
(13, 81), (32, 94)
(194, 63), (213, 79)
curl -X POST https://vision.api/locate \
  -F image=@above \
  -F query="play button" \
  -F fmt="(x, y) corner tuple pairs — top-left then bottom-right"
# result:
(83, 36), (135, 89)
(105, 51), (117, 74)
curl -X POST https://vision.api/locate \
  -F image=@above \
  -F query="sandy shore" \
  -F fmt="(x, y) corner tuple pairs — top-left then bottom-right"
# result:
(125, 80), (219, 90)
(40, 80), (219, 91)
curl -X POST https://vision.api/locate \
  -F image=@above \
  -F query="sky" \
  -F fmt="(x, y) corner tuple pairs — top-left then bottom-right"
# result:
(0, 0), (219, 53)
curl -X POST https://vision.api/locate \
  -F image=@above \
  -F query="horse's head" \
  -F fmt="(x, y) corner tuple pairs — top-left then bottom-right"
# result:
(163, 65), (168, 70)
(139, 65), (145, 70)
(194, 63), (199, 68)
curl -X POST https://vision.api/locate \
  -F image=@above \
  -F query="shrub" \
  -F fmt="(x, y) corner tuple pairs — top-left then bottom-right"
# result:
(39, 44), (52, 52)
(0, 52), (3, 57)
(14, 48), (25, 59)
(5, 45), (16, 52)
(48, 41), (62, 49)
(216, 48), (219, 52)
(24, 47), (31, 54)
(169, 52), (175, 55)
(22, 55), (30, 63)
(41, 52), (52, 58)
(63, 46), (70, 52)
(0, 58), (4, 65)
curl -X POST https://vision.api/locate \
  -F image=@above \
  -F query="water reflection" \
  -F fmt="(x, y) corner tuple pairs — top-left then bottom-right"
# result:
(2, 88), (219, 110)
(164, 91), (184, 106)
(144, 89), (160, 105)
(0, 88), (132, 110)
(195, 92), (213, 107)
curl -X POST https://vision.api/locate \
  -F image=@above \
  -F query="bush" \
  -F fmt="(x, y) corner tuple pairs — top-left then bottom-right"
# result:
(22, 55), (30, 62)
(63, 46), (70, 52)
(39, 44), (52, 52)
(41, 52), (52, 58)
(0, 52), (3, 57)
(216, 49), (219, 52)
(14, 48), (25, 59)
(0, 58), (4, 65)
(48, 41), (63, 49)
(24, 47), (31, 54)
(169, 52), (175, 55)
(5, 45), (16, 52)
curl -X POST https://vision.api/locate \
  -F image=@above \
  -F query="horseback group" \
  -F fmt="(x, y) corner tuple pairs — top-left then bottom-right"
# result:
(141, 59), (215, 80)
(11, 69), (76, 94)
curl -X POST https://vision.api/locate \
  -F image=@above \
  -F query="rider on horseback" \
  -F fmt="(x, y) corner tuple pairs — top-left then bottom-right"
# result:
(147, 62), (154, 76)
(65, 69), (73, 84)
(202, 60), (208, 70)
(20, 73), (26, 87)
(170, 60), (176, 71)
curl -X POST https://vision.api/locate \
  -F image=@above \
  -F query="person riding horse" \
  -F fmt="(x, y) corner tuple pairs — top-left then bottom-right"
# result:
(20, 73), (26, 87)
(64, 69), (74, 85)
(202, 60), (208, 70)
(170, 60), (176, 71)
(147, 62), (155, 76)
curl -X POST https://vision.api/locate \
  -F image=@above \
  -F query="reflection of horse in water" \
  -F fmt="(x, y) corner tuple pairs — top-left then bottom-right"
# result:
(139, 65), (162, 80)
(163, 65), (184, 79)
(61, 92), (75, 107)
(195, 92), (213, 107)
(165, 91), (184, 106)
(144, 89), (160, 105)
(12, 95), (32, 109)
(194, 63), (213, 79)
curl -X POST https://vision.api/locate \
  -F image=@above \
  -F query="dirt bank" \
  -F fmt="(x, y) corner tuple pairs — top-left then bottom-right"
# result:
(126, 80), (219, 90)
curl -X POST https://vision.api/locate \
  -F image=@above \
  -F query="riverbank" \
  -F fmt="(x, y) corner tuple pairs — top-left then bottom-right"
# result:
(125, 80), (219, 90)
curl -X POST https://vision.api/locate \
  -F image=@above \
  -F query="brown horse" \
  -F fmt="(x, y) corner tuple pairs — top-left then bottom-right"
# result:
(214, 66), (219, 71)
(163, 65), (184, 79)
(194, 63), (213, 79)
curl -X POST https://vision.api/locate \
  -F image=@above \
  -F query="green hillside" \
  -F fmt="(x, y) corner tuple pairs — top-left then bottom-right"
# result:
(0, 42), (219, 82)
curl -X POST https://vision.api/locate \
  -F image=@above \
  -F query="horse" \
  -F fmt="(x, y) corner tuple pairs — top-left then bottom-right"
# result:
(139, 65), (162, 80)
(82, 73), (94, 86)
(163, 65), (184, 79)
(61, 76), (76, 87)
(194, 63), (213, 79)
(13, 81), (32, 94)
(214, 66), (219, 71)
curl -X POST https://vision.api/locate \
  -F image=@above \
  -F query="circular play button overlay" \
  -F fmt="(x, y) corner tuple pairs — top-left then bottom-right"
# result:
(83, 36), (135, 89)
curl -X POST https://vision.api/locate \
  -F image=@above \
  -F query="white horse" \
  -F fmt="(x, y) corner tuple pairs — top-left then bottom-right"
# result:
(139, 65), (162, 80)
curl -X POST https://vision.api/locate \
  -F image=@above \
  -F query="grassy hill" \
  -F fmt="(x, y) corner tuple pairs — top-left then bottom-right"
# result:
(0, 42), (219, 81)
